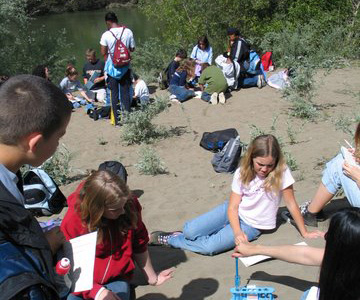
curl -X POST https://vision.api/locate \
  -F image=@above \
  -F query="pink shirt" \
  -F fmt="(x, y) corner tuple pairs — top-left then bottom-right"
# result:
(231, 167), (295, 229)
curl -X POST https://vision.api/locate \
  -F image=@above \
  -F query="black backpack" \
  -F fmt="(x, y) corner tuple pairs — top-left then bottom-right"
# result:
(200, 128), (239, 152)
(98, 161), (128, 183)
(158, 64), (170, 90)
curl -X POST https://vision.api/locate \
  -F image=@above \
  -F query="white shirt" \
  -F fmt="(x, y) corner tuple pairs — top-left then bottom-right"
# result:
(215, 54), (240, 88)
(134, 80), (149, 99)
(0, 164), (25, 205)
(231, 167), (295, 229)
(100, 27), (135, 63)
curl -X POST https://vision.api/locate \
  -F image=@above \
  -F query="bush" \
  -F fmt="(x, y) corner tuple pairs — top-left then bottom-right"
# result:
(41, 144), (73, 185)
(135, 146), (167, 175)
(121, 95), (170, 144)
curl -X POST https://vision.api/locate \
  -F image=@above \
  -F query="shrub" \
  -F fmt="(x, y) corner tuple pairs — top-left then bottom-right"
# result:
(41, 144), (73, 185)
(135, 146), (167, 175)
(121, 96), (170, 144)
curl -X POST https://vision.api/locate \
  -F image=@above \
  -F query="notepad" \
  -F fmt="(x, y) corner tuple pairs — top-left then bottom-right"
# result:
(63, 231), (98, 292)
(340, 146), (358, 166)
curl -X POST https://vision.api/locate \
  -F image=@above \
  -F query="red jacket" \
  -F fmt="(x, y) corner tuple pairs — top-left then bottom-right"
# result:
(61, 182), (149, 299)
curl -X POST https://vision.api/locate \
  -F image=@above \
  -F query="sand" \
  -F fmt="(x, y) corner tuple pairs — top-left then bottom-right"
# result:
(56, 66), (359, 299)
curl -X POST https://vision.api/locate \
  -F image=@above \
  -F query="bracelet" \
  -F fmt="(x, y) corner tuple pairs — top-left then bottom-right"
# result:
(150, 274), (158, 286)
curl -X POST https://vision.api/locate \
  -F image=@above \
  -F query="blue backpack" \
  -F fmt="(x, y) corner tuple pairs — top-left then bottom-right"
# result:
(246, 50), (261, 75)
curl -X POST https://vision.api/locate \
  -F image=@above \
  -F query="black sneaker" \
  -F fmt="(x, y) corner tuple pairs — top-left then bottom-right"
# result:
(149, 231), (181, 246)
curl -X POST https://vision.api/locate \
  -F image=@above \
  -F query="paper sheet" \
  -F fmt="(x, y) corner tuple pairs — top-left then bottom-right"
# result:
(239, 241), (307, 267)
(63, 231), (98, 292)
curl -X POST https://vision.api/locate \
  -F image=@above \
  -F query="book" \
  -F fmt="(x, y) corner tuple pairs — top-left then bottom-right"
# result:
(85, 71), (101, 90)
(340, 146), (358, 166)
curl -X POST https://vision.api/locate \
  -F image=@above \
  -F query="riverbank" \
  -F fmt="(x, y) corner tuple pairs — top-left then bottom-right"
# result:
(54, 66), (360, 299)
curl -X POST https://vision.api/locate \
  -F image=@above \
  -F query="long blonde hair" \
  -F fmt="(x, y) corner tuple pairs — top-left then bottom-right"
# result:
(240, 134), (286, 192)
(77, 170), (138, 243)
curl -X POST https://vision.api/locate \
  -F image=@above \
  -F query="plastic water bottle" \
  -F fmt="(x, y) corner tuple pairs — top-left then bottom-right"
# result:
(56, 257), (71, 276)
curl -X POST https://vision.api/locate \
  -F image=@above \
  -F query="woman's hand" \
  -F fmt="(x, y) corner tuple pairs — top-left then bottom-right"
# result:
(150, 267), (175, 286)
(235, 231), (248, 245)
(343, 161), (360, 185)
(302, 230), (325, 239)
(97, 289), (122, 300)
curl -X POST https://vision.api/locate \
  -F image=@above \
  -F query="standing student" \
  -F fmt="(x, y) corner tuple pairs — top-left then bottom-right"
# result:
(150, 135), (321, 255)
(190, 35), (213, 78)
(100, 12), (135, 126)
(234, 207), (360, 300)
(61, 170), (174, 300)
(0, 75), (72, 299)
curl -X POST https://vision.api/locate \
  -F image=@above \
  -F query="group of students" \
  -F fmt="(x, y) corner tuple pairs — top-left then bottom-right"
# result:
(0, 74), (360, 300)
(164, 28), (266, 104)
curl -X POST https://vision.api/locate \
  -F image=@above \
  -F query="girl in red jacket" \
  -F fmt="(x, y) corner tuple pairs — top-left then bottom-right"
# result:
(61, 170), (174, 300)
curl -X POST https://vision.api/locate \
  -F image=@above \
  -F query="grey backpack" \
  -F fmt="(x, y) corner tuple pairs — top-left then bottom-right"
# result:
(211, 136), (242, 173)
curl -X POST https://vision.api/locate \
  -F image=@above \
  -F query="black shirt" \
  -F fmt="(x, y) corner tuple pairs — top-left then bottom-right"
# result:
(82, 59), (105, 90)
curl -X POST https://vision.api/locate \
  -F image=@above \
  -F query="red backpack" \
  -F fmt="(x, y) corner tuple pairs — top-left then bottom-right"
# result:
(109, 27), (131, 67)
(261, 51), (273, 71)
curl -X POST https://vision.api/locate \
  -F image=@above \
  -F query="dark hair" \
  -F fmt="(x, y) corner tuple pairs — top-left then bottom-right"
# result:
(175, 49), (187, 59)
(65, 64), (78, 77)
(132, 73), (139, 81)
(197, 35), (210, 49)
(32, 65), (47, 79)
(201, 62), (210, 72)
(227, 28), (240, 36)
(0, 74), (72, 145)
(105, 12), (118, 23)
(0, 75), (9, 87)
(319, 207), (360, 300)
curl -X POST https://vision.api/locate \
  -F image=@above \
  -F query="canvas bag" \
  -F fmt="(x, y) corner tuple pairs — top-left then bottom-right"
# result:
(158, 64), (170, 90)
(98, 160), (128, 183)
(211, 136), (242, 173)
(23, 168), (66, 216)
(200, 128), (239, 152)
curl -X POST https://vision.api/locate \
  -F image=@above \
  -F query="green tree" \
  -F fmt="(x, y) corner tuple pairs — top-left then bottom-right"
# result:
(0, 0), (72, 81)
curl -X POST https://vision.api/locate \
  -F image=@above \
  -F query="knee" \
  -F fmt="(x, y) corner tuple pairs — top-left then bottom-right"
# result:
(183, 221), (199, 240)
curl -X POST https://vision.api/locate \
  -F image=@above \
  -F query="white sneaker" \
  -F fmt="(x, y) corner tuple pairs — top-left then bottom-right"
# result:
(218, 92), (226, 104)
(169, 94), (177, 100)
(210, 92), (218, 105)
(257, 75), (265, 89)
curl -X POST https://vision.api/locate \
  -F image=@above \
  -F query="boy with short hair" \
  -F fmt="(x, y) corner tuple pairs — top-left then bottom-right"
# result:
(0, 75), (72, 299)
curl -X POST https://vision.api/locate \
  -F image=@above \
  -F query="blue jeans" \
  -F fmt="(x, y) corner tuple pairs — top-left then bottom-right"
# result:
(201, 91), (211, 102)
(322, 153), (360, 207)
(167, 201), (261, 255)
(67, 280), (130, 300)
(168, 85), (195, 102)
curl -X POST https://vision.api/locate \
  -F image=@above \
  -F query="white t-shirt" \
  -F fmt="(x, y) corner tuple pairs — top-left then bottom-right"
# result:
(134, 80), (149, 99)
(231, 166), (295, 229)
(100, 27), (135, 63)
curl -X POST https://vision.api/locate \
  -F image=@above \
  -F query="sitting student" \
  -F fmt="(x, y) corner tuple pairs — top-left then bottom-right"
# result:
(294, 122), (360, 227)
(133, 73), (150, 108)
(83, 49), (106, 103)
(215, 53), (240, 90)
(190, 35), (213, 79)
(167, 49), (187, 84)
(226, 28), (265, 89)
(234, 207), (360, 300)
(150, 135), (321, 256)
(60, 64), (93, 108)
(198, 63), (228, 105)
(32, 64), (51, 81)
(0, 75), (72, 299)
(61, 170), (174, 300)
(168, 59), (196, 103)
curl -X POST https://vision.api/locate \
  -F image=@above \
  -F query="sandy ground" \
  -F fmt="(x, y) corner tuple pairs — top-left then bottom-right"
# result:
(55, 66), (360, 299)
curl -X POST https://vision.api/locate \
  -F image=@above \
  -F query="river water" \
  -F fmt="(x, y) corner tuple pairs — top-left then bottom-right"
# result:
(33, 8), (157, 72)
